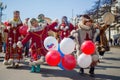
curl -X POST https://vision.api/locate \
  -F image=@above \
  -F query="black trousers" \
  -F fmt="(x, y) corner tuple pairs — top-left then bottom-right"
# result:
(99, 51), (105, 56)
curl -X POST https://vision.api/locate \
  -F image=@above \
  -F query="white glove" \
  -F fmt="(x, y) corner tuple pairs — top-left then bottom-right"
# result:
(7, 26), (11, 31)
(54, 26), (59, 30)
(60, 26), (64, 30)
(17, 41), (23, 48)
(13, 43), (17, 48)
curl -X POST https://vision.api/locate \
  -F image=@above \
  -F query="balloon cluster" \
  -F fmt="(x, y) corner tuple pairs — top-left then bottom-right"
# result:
(77, 40), (96, 68)
(44, 36), (76, 70)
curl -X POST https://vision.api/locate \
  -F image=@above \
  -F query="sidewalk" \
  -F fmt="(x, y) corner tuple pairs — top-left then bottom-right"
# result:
(0, 47), (120, 80)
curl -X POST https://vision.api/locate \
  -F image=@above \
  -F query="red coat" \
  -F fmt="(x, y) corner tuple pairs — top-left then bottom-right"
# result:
(22, 22), (57, 61)
(59, 23), (74, 40)
(4, 20), (23, 61)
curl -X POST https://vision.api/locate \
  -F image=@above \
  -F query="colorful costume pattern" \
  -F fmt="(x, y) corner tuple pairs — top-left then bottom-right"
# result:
(3, 18), (23, 66)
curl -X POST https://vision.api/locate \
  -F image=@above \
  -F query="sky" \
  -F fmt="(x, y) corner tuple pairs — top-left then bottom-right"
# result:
(1, 0), (96, 21)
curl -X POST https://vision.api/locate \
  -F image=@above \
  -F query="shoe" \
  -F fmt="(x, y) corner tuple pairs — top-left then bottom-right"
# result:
(89, 67), (95, 77)
(31, 65), (36, 72)
(35, 65), (40, 73)
(79, 68), (84, 75)
(89, 73), (95, 77)
(14, 63), (19, 68)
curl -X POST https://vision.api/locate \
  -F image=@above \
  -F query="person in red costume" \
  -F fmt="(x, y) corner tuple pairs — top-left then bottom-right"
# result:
(55, 16), (75, 41)
(17, 18), (58, 73)
(3, 10), (23, 67)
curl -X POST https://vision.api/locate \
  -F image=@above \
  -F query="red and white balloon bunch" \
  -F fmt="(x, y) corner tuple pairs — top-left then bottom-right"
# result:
(77, 40), (96, 68)
(44, 36), (76, 70)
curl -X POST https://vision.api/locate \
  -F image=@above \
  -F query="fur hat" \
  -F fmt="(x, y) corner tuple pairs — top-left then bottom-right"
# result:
(78, 14), (93, 30)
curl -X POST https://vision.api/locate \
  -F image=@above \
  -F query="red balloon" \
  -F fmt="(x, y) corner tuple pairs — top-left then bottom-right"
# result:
(45, 50), (61, 66)
(19, 25), (28, 35)
(62, 54), (76, 70)
(81, 40), (95, 55)
(4, 22), (9, 26)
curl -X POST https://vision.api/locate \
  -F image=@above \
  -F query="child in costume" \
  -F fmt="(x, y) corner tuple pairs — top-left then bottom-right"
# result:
(3, 11), (23, 67)
(71, 15), (99, 77)
(17, 18), (58, 72)
(55, 16), (75, 41)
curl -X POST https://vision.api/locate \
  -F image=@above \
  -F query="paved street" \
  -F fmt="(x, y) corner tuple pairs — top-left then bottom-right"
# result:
(0, 47), (120, 80)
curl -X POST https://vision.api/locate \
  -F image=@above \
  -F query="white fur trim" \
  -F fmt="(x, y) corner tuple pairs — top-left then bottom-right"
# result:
(8, 37), (12, 41)
(13, 30), (16, 34)
(8, 59), (14, 65)
(28, 26), (43, 32)
(65, 26), (69, 30)
(3, 60), (8, 65)
(29, 61), (36, 66)
(60, 26), (64, 30)
(54, 26), (59, 30)
(78, 21), (91, 30)
(70, 30), (76, 35)
(7, 26), (10, 30)
(35, 56), (45, 65)
(17, 41), (23, 48)
(13, 43), (17, 48)
(18, 37), (21, 41)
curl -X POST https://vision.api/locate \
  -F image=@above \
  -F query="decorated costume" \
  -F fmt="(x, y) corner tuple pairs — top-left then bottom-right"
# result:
(71, 15), (99, 77)
(55, 16), (75, 41)
(3, 18), (23, 67)
(17, 18), (58, 72)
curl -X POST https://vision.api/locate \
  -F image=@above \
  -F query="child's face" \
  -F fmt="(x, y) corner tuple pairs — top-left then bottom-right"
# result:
(14, 12), (20, 19)
(85, 21), (93, 27)
(31, 20), (39, 27)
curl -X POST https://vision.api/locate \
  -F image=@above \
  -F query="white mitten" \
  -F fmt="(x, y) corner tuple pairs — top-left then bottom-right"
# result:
(17, 41), (23, 48)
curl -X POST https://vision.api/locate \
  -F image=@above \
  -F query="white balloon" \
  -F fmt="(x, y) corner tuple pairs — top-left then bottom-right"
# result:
(60, 38), (75, 54)
(77, 53), (92, 68)
(44, 36), (58, 51)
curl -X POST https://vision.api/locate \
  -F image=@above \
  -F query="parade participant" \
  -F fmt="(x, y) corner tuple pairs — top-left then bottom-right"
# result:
(0, 22), (6, 53)
(95, 24), (110, 59)
(71, 15), (99, 77)
(3, 10), (23, 67)
(55, 16), (75, 41)
(17, 18), (58, 73)
(22, 18), (30, 57)
(37, 14), (56, 37)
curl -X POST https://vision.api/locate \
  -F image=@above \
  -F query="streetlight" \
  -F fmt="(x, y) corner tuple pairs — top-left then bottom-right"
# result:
(0, 1), (7, 24)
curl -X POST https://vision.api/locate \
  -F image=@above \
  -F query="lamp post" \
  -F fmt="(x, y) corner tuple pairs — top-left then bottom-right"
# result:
(0, 1), (7, 24)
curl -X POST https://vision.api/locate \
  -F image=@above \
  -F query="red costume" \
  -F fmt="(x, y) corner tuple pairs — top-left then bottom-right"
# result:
(55, 16), (75, 41)
(59, 23), (74, 39)
(20, 22), (57, 62)
(3, 18), (23, 65)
